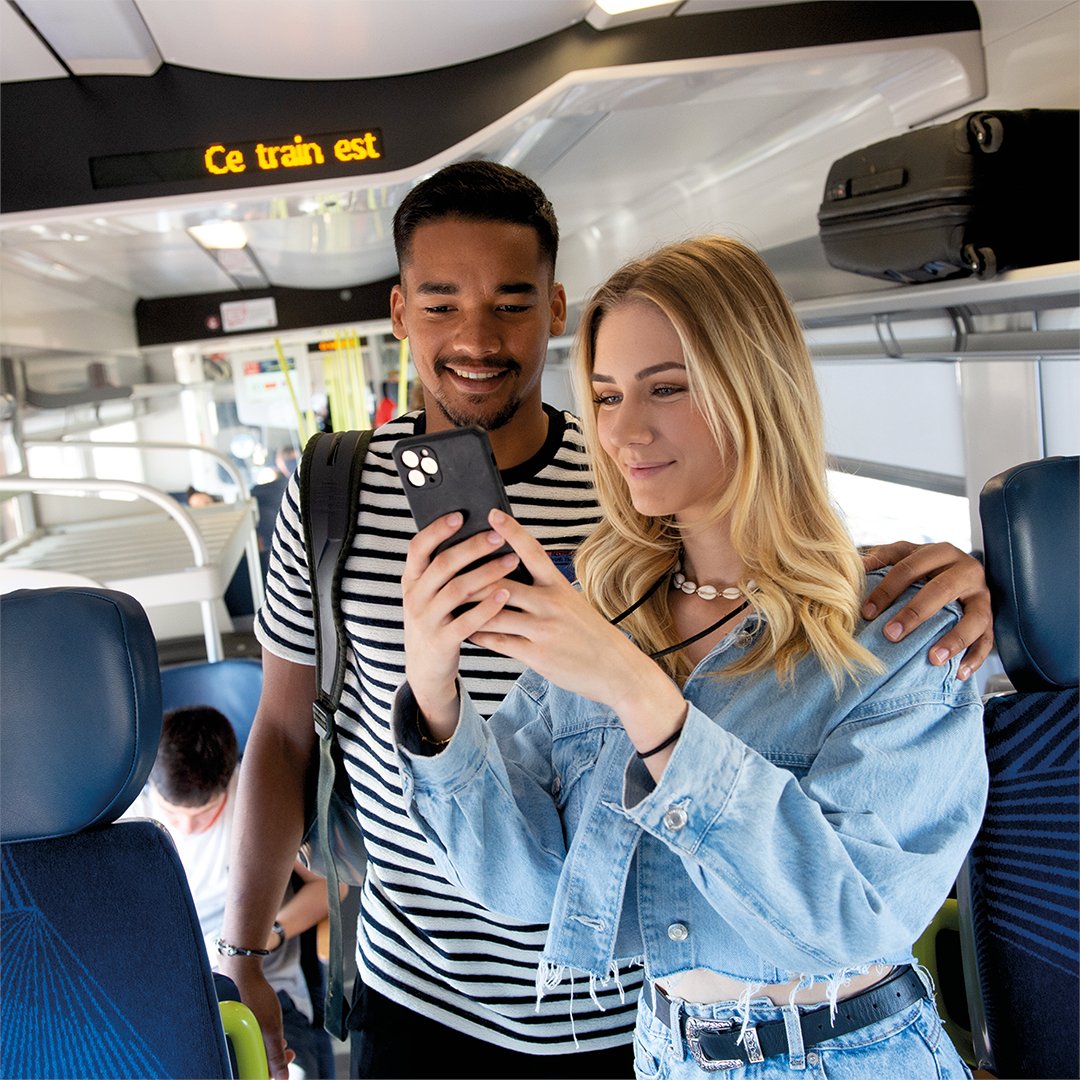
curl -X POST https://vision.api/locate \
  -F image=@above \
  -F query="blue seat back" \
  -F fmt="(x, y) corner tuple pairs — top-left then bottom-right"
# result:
(963, 457), (1079, 1079)
(980, 455), (1079, 690)
(0, 587), (235, 1079)
(160, 657), (263, 751)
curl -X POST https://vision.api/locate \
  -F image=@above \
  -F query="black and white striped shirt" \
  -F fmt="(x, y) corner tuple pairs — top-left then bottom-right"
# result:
(255, 408), (641, 1052)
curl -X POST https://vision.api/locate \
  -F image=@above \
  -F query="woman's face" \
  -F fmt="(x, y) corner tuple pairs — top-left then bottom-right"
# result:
(591, 300), (731, 524)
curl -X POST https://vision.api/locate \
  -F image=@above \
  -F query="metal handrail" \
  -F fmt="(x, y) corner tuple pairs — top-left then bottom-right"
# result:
(0, 476), (224, 660)
(0, 476), (210, 562)
(22, 439), (253, 501)
(15, 438), (266, 617)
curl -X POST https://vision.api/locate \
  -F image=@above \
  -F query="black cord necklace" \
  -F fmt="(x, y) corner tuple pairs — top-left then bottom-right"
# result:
(609, 564), (752, 660)
(648, 600), (751, 660)
(609, 565), (670, 626)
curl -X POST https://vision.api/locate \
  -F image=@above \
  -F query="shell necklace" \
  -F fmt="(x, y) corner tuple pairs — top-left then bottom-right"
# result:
(672, 564), (756, 601)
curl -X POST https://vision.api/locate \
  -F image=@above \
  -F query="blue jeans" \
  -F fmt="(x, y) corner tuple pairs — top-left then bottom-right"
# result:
(633, 981), (972, 1079)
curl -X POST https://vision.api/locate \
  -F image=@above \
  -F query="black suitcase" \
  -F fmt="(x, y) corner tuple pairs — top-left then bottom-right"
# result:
(817, 109), (1079, 283)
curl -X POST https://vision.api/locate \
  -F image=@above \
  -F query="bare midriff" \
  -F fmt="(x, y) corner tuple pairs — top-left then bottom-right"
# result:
(656, 964), (895, 1006)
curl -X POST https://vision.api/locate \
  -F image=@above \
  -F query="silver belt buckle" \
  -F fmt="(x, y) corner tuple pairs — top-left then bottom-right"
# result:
(684, 1017), (764, 1071)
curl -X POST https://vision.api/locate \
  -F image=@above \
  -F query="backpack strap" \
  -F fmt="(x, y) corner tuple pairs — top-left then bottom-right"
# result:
(299, 428), (372, 1039)
(302, 429), (371, 711)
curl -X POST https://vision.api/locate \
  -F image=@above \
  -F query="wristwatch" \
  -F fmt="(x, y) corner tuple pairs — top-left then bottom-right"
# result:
(271, 921), (286, 951)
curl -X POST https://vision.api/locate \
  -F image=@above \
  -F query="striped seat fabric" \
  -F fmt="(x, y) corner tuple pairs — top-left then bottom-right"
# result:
(962, 456), (1079, 1080)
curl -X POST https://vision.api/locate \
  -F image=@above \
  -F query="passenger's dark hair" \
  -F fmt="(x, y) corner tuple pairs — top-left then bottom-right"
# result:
(151, 706), (238, 807)
(393, 160), (559, 274)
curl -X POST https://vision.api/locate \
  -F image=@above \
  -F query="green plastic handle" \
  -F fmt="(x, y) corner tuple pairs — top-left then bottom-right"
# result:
(219, 999), (270, 1079)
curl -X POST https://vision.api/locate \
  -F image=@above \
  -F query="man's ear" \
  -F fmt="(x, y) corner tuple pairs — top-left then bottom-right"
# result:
(549, 282), (568, 337)
(390, 283), (407, 340)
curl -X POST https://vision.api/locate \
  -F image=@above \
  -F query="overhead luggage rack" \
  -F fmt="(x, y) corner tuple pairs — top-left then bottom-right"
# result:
(795, 260), (1080, 363)
(0, 442), (265, 662)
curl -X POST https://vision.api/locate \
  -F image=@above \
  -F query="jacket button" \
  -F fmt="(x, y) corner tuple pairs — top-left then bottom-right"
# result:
(663, 806), (688, 831)
(667, 922), (689, 942)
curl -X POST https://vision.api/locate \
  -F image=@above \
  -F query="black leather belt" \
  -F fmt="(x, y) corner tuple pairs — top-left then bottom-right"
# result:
(646, 965), (927, 1072)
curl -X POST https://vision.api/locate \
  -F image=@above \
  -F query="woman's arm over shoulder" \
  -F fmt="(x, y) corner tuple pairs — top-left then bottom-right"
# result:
(391, 673), (569, 923)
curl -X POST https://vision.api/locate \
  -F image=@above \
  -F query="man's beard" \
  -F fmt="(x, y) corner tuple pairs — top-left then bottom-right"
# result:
(433, 390), (522, 433)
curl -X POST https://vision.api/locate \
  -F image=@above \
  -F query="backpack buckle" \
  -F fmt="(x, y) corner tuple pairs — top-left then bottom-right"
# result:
(313, 698), (335, 739)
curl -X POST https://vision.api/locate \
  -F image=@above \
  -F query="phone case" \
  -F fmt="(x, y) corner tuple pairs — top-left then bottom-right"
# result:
(392, 426), (532, 586)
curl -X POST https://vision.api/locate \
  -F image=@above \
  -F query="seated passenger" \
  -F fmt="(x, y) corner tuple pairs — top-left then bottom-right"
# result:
(185, 486), (222, 508)
(393, 236), (988, 1078)
(126, 706), (336, 1079)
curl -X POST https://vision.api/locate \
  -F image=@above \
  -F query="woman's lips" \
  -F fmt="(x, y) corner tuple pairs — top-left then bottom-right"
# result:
(626, 461), (671, 480)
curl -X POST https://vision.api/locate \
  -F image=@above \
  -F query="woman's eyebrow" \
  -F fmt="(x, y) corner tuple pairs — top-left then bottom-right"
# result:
(591, 362), (686, 383)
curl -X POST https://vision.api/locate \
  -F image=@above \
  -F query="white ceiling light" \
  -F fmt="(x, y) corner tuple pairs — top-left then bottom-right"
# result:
(187, 223), (268, 288)
(586, 0), (681, 31)
(187, 222), (250, 251)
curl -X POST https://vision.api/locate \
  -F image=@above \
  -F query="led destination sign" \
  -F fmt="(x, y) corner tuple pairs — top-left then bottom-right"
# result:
(90, 129), (383, 190)
(204, 131), (380, 175)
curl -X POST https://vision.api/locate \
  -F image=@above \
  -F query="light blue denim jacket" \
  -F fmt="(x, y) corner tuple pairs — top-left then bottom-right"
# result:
(393, 574), (987, 999)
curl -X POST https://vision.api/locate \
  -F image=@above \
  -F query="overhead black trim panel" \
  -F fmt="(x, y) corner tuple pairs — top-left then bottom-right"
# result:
(134, 278), (398, 347)
(1, 2), (979, 213)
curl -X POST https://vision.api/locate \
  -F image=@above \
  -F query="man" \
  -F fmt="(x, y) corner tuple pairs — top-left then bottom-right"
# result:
(221, 161), (992, 1079)
(127, 707), (336, 1079)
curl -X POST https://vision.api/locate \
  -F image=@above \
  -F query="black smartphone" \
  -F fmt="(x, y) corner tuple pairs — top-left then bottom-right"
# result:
(392, 426), (533, 589)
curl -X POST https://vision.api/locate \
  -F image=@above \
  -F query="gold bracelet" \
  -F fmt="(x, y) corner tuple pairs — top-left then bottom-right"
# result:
(416, 713), (452, 749)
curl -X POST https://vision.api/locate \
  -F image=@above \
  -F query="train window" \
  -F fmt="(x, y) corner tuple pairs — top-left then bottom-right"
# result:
(24, 420), (147, 503)
(828, 468), (972, 551)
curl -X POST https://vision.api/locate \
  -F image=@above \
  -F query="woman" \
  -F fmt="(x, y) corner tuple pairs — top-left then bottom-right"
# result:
(393, 236), (986, 1078)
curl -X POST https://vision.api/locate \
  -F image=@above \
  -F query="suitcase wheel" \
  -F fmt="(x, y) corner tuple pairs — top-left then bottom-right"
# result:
(968, 113), (1004, 154)
(962, 243), (998, 279)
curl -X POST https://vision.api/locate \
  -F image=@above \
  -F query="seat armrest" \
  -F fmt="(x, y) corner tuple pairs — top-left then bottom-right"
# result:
(219, 1000), (270, 1080)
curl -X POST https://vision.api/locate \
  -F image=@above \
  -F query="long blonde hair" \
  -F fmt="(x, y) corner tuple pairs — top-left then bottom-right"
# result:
(573, 236), (880, 687)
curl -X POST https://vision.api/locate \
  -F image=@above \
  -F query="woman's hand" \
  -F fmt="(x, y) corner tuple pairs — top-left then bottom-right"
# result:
(400, 511), (526, 739)
(861, 541), (993, 680)
(469, 510), (685, 741)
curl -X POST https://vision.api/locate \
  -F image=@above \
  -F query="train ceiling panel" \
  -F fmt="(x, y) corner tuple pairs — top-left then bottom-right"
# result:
(1, 0), (988, 340)
(2, 0), (595, 81)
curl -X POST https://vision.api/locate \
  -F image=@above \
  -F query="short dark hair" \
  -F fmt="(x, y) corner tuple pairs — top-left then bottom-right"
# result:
(151, 706), (238, 807)
(393, 160), (559, 274)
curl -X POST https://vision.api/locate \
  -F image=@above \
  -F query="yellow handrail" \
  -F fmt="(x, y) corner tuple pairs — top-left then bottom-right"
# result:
(219, 999), (270, 1079)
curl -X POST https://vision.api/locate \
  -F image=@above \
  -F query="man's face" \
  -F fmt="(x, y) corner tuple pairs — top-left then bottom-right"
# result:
(150, 787), (227, 836)
(391, 217), (566, 433)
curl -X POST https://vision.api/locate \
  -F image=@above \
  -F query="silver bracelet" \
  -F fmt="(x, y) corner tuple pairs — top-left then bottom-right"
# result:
(215, 937), (271, 958)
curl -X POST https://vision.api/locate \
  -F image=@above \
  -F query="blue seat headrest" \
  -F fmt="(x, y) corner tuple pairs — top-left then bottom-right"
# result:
(0, 588), (162, 843)
(159, 657), (262, 752)
(979, 456), (1079, 692)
